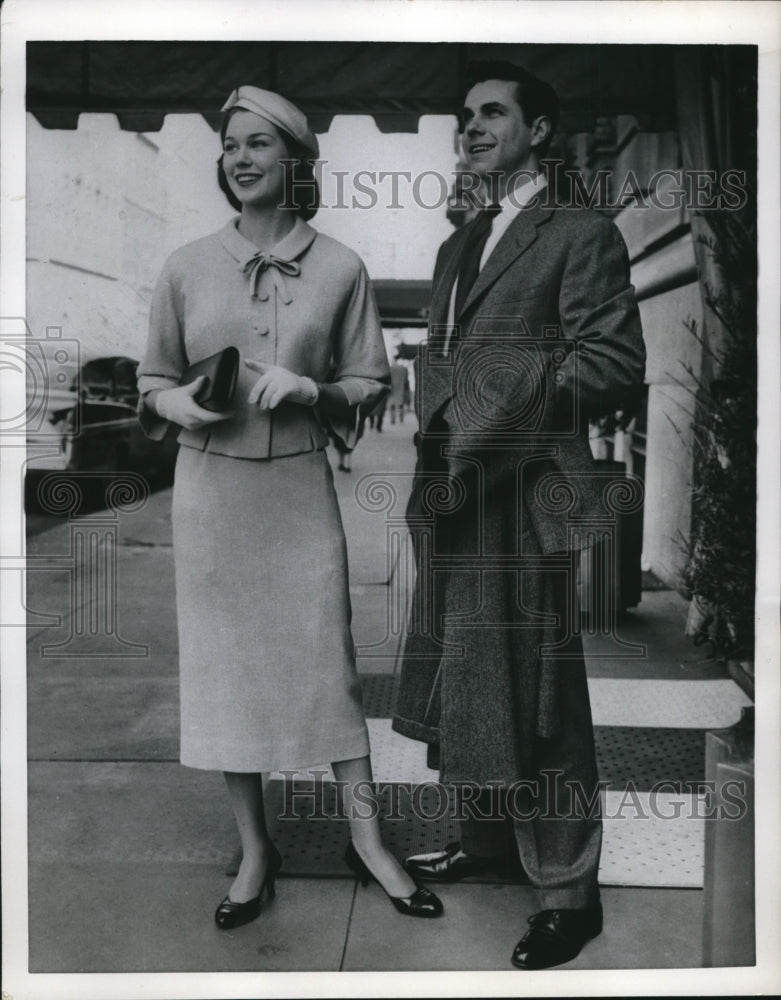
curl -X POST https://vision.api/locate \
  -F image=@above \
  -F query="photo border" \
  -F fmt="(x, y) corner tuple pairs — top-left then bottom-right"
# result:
(2, 2), (779, 997)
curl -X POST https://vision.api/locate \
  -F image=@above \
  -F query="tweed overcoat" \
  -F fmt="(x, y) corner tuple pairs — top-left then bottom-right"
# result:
(392, 202), (646, 785)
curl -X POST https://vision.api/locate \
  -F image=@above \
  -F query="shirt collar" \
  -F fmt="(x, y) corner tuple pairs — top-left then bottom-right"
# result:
(218, 215), (317, 268)
(495, 172), (548, 223)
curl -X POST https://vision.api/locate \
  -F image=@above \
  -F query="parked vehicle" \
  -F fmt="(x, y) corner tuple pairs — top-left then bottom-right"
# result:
(26, 355), (178, 476)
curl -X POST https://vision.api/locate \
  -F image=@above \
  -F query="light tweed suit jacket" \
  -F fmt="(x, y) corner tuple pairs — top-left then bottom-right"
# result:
(138, 217), (389, 458)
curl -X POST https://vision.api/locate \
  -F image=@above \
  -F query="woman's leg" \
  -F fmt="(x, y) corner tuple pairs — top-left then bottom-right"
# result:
(332, 755), (417, 898)
(223, 771), (275, 902)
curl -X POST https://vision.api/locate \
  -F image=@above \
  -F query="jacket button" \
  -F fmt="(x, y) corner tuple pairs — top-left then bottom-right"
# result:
(254, 326), (269, 337)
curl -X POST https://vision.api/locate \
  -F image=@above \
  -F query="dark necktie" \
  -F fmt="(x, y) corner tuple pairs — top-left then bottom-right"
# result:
(454, 204), (502, 318)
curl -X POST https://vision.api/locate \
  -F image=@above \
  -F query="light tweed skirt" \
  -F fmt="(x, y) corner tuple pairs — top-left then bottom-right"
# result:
(172, 445), (370, 772)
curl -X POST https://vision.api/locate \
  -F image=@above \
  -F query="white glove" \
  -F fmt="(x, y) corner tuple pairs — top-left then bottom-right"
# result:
(245, 360), (319, 409)
(154, 377), (232, 430)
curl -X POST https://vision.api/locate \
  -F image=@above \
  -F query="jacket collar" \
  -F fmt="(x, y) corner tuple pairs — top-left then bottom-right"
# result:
(218, 215), (317, 268)
(457, 202), (554, 318)
(492, 172), (548, 227)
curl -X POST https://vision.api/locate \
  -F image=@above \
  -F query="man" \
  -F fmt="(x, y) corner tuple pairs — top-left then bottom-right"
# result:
(392, 61), (645, 969)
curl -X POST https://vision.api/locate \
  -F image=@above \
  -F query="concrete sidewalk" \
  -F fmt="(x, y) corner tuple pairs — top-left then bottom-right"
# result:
(25, 417), (730, 973)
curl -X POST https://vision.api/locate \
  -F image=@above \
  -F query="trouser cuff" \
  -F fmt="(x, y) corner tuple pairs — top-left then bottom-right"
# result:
(537, 885), (601, 910)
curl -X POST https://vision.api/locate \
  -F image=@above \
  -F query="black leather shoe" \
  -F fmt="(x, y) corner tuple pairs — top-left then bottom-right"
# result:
(404, 841), (498, 883)
(214, 893), (262, 930)
(215, 843), (283, 930)
(345, 841), (443, 918)
(511, 904), (603, 969)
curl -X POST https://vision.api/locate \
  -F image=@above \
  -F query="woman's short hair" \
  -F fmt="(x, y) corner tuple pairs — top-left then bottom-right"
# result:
(216, 107), (320, 221)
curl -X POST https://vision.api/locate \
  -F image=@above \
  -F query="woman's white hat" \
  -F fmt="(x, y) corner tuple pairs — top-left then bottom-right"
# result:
(221, 86), (319, 157)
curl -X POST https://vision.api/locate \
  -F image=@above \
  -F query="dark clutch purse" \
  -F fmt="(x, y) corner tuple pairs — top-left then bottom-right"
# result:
(179, 346), (239, 412)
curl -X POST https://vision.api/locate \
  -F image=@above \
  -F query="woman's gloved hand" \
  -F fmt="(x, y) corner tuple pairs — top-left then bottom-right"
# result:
(153, 378), (232, 430)
(245, 360), (319, 409)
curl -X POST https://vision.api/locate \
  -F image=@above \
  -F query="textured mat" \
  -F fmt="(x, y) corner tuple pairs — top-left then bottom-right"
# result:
(232, 780), (706, 888)
(587, 677), (752, 728)
(244, 781), (483, 882)
(601, 790), (705, 888)
(359, 673), (752, 729)
(353, 719), (707, 789)
(360, 672), (398, 717)
(259, 667), (720, 890)
(594, 726), (705, 789)
(341, 687), (710, 789)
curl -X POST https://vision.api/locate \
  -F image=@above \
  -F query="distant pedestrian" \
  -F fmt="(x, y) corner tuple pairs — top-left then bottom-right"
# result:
(388, 359), (410, 424)
(138, 86), (442, 931)
(367, 393), (387, 431)
(328, 414), (365, 472)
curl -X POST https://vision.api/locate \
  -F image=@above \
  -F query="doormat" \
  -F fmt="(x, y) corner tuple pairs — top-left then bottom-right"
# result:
(228, 778), (706, 888)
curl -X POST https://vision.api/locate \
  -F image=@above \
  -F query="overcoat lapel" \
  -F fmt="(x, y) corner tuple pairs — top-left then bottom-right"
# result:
(458, 204), (554, 319)
(429, 230), (466, 327)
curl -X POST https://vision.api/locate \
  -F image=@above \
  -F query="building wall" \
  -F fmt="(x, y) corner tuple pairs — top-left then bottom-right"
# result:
(25, 112), (459, 376)
(609, 133), (703, 589)
(26, 113), (233, 367)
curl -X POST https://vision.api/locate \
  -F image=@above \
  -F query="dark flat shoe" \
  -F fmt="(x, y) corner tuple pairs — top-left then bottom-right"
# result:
(214, 893), (262, 930)
(404, 840), (497, 883)
(511, 904), (603, 969)
(345, 841), (443, 918)
(389, 885), (443, 918)
(215, 843), (283, 930)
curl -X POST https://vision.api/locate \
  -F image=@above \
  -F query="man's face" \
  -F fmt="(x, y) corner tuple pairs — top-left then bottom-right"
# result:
(461, 79), (540, 182)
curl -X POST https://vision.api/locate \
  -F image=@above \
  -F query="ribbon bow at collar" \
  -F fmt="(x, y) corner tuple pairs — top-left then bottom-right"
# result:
(243, 252), (301, 304)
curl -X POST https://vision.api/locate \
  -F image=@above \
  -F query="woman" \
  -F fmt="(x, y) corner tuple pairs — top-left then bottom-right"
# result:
(138, 86), (442, 928)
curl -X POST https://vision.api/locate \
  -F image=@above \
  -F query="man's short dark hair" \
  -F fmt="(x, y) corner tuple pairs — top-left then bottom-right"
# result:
(464, 60), (560, 153)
